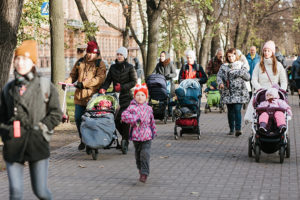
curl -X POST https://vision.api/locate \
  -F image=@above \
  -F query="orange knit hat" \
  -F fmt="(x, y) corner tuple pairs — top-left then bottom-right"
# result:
(134, 83), (148, 98)
(15, 40), (38, 64)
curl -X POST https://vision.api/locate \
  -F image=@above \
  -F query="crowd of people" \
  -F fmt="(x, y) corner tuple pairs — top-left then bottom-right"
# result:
(0, 38), (299, 199)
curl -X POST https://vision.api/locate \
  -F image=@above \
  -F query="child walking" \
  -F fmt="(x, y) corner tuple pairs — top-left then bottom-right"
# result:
(121, 83), (157, 183)
(258, 88), (292, 134)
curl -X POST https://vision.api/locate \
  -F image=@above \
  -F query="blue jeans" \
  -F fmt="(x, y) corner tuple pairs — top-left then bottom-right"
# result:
(6, 159), (52, 200)
(226, 103), (242, 132)
(75, 104), (86, 139)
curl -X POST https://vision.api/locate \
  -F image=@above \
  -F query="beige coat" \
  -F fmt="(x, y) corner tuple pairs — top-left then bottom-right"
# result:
(65, 57), (106, 106)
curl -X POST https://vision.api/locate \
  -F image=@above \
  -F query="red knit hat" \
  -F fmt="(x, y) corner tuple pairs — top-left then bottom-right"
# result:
(134, 83), (148, 98)
(86, 41), (100, 54)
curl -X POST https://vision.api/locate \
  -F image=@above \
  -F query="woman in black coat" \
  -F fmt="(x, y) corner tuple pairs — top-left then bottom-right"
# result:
(153, 51), (177, 115)
(99, 47), (137, 154)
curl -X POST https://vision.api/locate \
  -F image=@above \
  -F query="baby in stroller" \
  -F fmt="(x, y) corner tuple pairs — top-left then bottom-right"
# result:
(257, 88), (292, 134)
(204, 81), (222, 113)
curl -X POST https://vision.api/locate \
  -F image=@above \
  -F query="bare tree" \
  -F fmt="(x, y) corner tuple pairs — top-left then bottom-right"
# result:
(0, 0), (24, 90)
(91, 0), (133, 47)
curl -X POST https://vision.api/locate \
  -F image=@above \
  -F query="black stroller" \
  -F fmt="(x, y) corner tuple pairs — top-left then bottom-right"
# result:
(147, 74), (171, 124)
(81, 93), (120, 160)
(248, 89), (290, 163)
(173, 79), (202, 140)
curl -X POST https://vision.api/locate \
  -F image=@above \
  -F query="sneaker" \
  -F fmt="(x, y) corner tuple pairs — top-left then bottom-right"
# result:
(227, 131), (234, 135)
(139, 174), (147, 183)
(78, 142), (85, 150)
(279, 125), (287, 134)
(259, 126), (267, 134)
(235, 130), (242, 137)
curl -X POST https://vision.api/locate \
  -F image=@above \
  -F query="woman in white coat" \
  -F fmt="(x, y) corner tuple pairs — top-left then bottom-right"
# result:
(244, 40), (287, 123)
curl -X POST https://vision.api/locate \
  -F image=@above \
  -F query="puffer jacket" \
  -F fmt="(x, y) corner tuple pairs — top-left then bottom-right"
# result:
(0, 75), (62, 163)
(217, 61), (250, 104)
(178, 63), (208, 85)
(101, 60), (137, 109)
(292, 56), (300, 80)
(121, 100), (157, 142)
(65, 56), (107, 106)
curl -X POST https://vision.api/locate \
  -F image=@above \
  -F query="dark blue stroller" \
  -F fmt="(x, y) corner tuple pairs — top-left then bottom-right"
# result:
(173, 79), (202, 140)
(147, 74), (170, 124)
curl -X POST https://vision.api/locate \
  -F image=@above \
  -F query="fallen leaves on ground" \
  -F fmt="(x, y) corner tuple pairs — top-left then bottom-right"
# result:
(78, 164), (86, 168)
(160, 156), (169, 159)
(165, 143), (172, 147)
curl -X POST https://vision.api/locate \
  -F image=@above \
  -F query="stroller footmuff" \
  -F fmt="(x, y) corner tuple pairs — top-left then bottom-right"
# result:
(174, 79), (202, 140)
(248, 89), (290, 163)
(147, 74), (170, 124)
(81, 93), (120, 160)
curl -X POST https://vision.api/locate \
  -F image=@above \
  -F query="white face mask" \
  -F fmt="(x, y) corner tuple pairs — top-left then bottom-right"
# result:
(14, 56), (34, 75)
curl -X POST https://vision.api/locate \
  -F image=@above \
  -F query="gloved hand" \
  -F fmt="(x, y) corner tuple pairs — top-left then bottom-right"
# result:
(75, 82), (84, 89)
(114, 83), (121, 92)
(99, 89), (106, 94)
(62, 84), (66, 91)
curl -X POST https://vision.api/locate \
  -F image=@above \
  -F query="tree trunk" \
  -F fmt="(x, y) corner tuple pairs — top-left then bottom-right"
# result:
(199, 21), (214, 68)
(50, 0), (65, 104)
(241, 22), (251, 52)
(211, 32), (221, 59)
(74, 0), (96, 42)
(122, 27), (129, 48)
(145, 0), (166, 77)
(0, 0), (24, 91)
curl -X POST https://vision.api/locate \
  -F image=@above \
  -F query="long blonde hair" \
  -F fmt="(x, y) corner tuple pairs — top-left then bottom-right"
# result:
(259, 53), (277, 75)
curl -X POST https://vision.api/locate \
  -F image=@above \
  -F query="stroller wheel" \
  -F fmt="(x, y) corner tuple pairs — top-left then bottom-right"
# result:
(164, 110), (168, 124)
(197, 135), (201, 140)
(248, 137), (253, 157)
(174, 135), (178, 140)
(279, 146), (285, 163)
(121, 140), (128, 155)
(180, 130), (183, 137)
(255, 145), (260, 163)
(286, 137), (290, 158)
(92, 149), (98, 160)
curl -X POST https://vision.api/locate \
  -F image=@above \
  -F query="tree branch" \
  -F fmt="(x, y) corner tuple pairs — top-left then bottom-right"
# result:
(91, 0), (124, 33)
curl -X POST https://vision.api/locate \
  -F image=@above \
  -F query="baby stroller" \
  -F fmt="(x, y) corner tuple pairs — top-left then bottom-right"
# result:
(248, 88), (290, 163)
(173, 79), (202, 140)
(147, 74), (170, 124)
(81, 93), (120, 160)
(204, 81), (225, 113)
(286, 66), (297, 95)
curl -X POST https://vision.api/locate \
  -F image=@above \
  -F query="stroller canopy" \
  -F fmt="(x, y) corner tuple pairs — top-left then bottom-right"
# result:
(146, 74), (168, 101)
(175, 79), (201, 106)
(86, 93), (119, 111)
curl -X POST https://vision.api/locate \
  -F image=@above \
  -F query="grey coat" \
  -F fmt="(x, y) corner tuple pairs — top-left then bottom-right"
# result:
(217, 61), (250, 104)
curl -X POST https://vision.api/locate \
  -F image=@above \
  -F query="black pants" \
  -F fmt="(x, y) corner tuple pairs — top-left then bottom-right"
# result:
(116, 106), (130, 141)
(133, 140), (152, 175)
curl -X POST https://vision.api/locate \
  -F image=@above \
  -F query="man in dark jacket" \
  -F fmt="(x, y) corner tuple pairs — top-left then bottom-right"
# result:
(206, 48), (224, 76)
(292, 54), (300, 105)
(99, 47), (137, 154)
(0, 40), (62, 200)
(275, 46), (287, 69)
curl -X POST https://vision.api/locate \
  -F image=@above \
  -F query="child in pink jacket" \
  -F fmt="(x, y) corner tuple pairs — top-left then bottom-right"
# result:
(258, 88), (292, 134)
(121, 83), (157, 183)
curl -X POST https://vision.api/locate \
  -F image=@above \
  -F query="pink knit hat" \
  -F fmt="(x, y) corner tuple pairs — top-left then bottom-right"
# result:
(263, 40), (276, 54)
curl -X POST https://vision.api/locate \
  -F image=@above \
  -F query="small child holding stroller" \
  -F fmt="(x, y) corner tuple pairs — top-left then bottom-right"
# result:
(258, 88), (292, 134)
(204, 81), (221, 111)
(121, 83), (157, 183)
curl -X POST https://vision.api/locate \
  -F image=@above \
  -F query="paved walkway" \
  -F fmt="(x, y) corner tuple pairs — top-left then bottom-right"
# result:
(0, 95), (299, 200)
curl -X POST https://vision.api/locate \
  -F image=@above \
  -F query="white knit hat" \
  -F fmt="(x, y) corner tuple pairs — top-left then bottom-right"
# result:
(185, 50), (196, 60)
(266, 88), (279, 99)
(116, 47), (128, 59)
